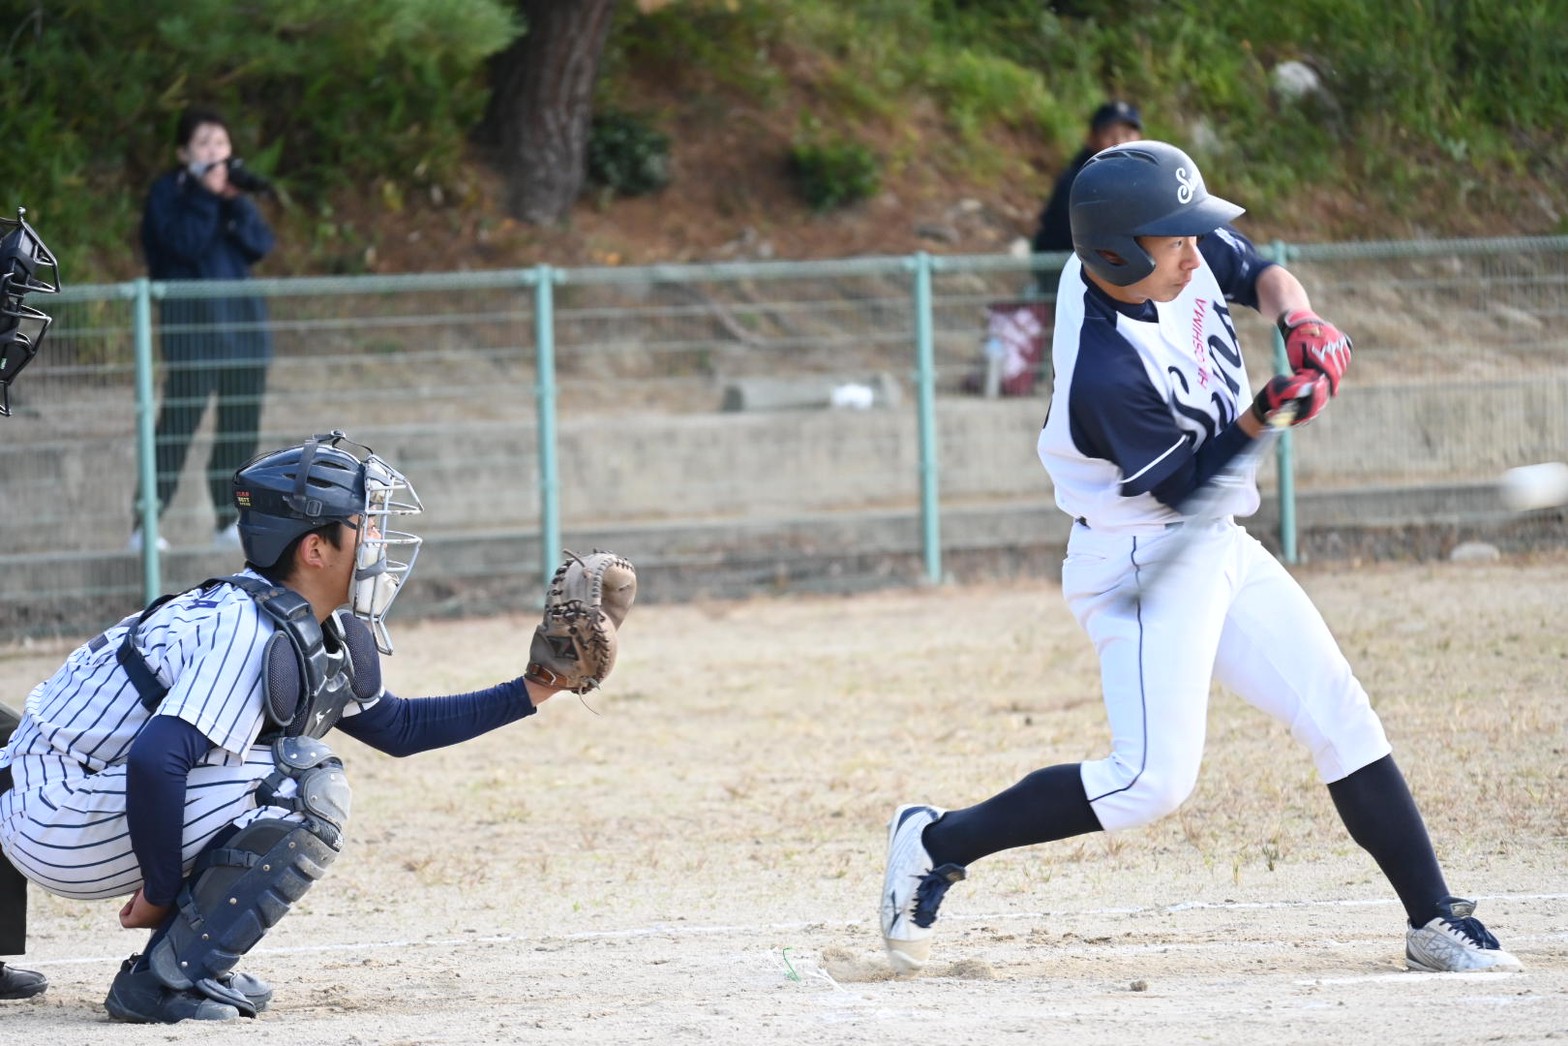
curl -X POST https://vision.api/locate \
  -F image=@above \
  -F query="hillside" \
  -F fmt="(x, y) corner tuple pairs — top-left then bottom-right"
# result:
(272, 66), (1568, 279)
(16, 3), (1567, 285)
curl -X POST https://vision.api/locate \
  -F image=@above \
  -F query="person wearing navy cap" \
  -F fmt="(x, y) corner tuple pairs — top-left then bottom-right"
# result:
(1030, 100), (1145, 257)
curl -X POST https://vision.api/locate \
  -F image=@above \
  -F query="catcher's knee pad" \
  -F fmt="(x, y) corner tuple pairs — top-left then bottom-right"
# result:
(148, 740), (350, 1013)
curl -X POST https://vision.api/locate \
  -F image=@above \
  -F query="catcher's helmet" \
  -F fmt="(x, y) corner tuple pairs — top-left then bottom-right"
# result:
(1069, 140), (1243, 287)
(0, 207), (62, 417)
(233, 431), (422, 653)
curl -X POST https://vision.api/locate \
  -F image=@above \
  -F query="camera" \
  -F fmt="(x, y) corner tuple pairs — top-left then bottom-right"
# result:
(224, 157), (273, 195)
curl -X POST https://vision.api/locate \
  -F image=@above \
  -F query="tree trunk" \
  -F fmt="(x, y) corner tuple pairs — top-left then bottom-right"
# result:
(485, 0), (619, 226)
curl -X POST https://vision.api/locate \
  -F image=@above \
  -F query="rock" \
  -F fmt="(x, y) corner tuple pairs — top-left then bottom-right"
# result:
(1272, 60), (1323, 100)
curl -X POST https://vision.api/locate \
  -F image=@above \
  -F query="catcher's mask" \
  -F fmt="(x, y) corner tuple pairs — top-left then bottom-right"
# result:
(233, 431), (422, 654)
(0, 207), (62, 417)
(1068, 140), (1243, 287)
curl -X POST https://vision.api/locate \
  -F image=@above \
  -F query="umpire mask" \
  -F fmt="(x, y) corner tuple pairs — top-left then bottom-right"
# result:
(0, 208), (61, 416)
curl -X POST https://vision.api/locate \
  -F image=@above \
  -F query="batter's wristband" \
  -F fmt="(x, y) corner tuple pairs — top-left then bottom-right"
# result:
(1277, 307), (1318, 339)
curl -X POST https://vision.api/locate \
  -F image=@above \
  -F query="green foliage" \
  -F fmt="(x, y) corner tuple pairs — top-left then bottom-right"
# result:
(6, 0), (1568, 282)
(0, 0), (518, 278)
(612, 0), (1568, 232)
(916, 46), (1050, 146)
(788, 131), (881, 212)
(587, 110), (672, 198)
(601, 0), (788, 105)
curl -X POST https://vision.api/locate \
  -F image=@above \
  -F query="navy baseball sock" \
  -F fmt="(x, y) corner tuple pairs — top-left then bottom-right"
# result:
(1327, 754), (1449, 927)
(923, 763), (1103, 868)
(131, 925), (169, 973)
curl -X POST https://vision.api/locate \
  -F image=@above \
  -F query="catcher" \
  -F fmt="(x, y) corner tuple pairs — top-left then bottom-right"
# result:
(0, 431), (634, 1024)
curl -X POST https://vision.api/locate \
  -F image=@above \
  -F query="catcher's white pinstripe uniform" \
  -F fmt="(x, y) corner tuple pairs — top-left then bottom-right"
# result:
(0, 431), (576, 1023)
(0, 573), (298, 900)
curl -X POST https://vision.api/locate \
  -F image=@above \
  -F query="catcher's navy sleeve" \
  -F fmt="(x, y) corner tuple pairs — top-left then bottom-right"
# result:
(126, 715), (212, 906)
(334, 678), (537, 758)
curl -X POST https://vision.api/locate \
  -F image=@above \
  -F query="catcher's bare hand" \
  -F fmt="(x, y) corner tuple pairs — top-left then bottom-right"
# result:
(119, 889), (173, 929)
(524, 549), (637, 695)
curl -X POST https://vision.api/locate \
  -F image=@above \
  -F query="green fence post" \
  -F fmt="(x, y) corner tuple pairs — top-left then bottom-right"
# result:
(132, 277), (162, 601)
(533, 265), (561, 590)
(911, 252), (942, 584)
(1271, 240), (1298, 565)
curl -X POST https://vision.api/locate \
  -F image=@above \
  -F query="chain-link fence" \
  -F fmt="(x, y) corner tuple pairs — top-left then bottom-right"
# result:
(2, 238), (1564, 641)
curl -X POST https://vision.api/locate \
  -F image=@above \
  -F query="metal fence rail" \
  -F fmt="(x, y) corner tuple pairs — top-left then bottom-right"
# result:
(2, 238), (1564, 641)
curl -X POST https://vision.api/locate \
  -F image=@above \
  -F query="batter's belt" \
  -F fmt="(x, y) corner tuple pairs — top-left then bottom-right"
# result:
(1073, 516), (1185, 533)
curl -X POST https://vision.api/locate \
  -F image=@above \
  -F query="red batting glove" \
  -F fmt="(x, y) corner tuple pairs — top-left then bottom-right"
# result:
(1279, 308), (1352, 396)
(1250, 370), (1329, 428)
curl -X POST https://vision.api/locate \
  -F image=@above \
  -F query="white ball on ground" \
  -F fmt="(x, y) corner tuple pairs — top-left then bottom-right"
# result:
(1498, 461), (1568, 511)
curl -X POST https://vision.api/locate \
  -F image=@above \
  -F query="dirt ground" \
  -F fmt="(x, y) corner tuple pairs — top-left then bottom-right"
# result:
(1, 553), (1565, 1044)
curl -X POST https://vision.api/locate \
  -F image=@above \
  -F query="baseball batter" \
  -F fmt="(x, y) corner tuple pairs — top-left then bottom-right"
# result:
(881, 140), (1518, 976)
(0, 207), (62, 1003)
(0, 431), (635, 1023)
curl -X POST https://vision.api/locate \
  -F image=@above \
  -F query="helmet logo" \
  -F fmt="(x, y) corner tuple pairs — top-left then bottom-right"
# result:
(1175, 166), (1196, 204)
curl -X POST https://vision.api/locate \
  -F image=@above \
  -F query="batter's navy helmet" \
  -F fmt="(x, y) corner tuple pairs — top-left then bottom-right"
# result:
(1069, 140), (1243, 287)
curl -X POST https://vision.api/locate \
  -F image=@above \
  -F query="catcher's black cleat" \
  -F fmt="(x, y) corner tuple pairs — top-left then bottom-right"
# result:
(0, 961), (47, 1000)
(104, 955), (243, 1023)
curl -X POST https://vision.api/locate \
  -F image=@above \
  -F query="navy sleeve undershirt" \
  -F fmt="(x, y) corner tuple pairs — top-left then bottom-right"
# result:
(125, 714), (212, 906)
(1147, 420), (1255, 509)
(334, 677), (537, 757)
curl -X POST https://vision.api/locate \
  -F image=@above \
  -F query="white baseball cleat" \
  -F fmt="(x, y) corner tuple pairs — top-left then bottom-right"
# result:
(1405, 897), (1522, 972)
(880, 803), (965, 974)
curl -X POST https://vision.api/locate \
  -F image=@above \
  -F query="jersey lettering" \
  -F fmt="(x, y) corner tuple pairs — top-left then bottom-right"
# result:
(1206, 334), (1243, 397)
(1213, 300), (1239, 347)
(1206, 302), (1244, 398)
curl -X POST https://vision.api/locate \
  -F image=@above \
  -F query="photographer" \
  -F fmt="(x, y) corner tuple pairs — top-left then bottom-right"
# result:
(132, 105), (276, 553)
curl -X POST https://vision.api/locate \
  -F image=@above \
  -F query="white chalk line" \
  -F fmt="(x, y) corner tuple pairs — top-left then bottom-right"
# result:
(27, 890), (1568, 970)
(1294, 971), (1535, 987)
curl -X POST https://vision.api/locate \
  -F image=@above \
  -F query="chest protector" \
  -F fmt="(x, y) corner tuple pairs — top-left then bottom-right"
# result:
(117, 575), (373, 740)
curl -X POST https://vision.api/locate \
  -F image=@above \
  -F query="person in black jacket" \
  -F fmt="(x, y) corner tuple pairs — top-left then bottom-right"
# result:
(1029, 100), (1144, 257)
(132, 105), (276, 553)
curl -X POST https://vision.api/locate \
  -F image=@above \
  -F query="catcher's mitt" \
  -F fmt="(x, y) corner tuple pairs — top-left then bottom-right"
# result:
(524, 549), (637, 694)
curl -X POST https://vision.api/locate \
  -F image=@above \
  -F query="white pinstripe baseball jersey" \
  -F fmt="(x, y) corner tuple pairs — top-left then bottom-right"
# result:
(0, 571), (293, 901)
